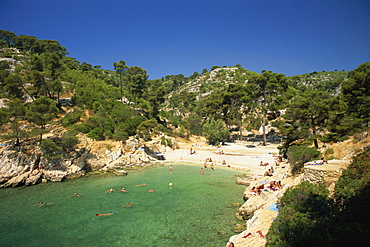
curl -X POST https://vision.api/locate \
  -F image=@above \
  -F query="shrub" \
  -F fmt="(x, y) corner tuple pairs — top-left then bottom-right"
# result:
(161, 136), (173, 147)
(324, 148), (334, 155)
(71, 123), (91, 134)
(266, 182), (332, 247)
(61, 130), (79, 150)
(137, 119), (158, 141)
(286, 145), (320, 175)
(321, 133), (348, 143)
(331, 151), (370, 246)
(87, 127), (104, 140)
(112, 129), (129, 142)
(39, 139), (62, 160)
(186, 114), (203, 135)
(61, 109), (83, 127)
(202, 119), (230, 145)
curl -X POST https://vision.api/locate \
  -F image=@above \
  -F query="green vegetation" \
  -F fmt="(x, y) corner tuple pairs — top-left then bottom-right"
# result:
(0, 28), (369, 158)
(202, 119), (230, 145)
(266, 151), (370, 246)
(286, 145), (321, 175)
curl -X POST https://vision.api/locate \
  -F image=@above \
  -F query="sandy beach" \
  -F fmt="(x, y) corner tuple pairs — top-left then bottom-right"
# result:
(164, 137), (280, 176)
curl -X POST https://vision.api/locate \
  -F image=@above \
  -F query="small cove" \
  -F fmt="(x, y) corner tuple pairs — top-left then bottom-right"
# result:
(0, 163), (246, 247)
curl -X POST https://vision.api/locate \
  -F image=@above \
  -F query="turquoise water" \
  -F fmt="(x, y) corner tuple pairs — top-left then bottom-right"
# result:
(0, 164), (246, 247)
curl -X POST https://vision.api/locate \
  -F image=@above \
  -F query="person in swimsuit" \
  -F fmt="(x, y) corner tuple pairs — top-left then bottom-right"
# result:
(134, 184), (147, 187)
(96, 213), (115, 216)
(122, 202), (132, 207)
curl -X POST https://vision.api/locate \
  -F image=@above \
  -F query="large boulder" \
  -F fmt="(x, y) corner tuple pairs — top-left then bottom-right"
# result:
(236, 177), (250, 186)
(25, 172), (42, 186)
(238, 195), (267, 220)
(3, 171), (31, 187)
(43, 170), (67, 182)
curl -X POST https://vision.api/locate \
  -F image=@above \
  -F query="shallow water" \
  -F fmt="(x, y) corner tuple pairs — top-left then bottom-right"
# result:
(0, 164), (246, 247)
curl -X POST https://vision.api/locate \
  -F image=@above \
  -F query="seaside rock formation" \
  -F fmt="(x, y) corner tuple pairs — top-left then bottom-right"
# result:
(236, 177), (250, 186)
(25, 172), (42, 186)
(238, 196), (266, 219)
(0, 135), (171, 188)
(303, 159), (350, 195)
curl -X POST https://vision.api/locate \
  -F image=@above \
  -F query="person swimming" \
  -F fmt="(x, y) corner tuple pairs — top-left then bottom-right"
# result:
(148, 189), (154, 192)
(120, 188), (127, 192)
(106, 188), (115, 193)
(74, 193), (82, 197)
(134, 184), (147, 187)
(122, 202), (133, 207)
(34, 202), (53, 207)
(96, 213), (115, 216)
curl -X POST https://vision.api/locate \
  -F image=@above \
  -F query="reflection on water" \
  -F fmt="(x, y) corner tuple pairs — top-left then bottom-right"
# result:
(0, 164), (245, 247)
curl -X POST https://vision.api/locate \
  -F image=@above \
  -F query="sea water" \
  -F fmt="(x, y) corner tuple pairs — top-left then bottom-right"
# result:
(0, 164), (246, 247)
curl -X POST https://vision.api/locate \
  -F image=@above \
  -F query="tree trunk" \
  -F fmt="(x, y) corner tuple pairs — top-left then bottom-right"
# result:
(311, 120), (319, 149)
(262, 111), (267, 146)
(237, 111), (242, 141)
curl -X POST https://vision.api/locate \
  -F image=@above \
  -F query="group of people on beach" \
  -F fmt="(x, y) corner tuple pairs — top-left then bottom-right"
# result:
(264, 167), (274, 176)
(268, 180), (283, 190)
(249, 185), (265, 196)
(249, 181), (284, 196)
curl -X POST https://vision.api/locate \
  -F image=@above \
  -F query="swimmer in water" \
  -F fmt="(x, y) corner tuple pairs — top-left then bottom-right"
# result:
(200, 168), (204, 174)
(74, 193), (82, 197)
(122, 202), (132, 207)
(148, 189), (154, 192)
(106, 188), (115, 193)
(34, 202), (53, 207)
(96, 213), (115, 216)
(120, 188), (127, 192)
(134, 184), (147, 187)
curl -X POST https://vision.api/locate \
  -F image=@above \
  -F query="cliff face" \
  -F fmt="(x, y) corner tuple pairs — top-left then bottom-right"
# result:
(229, 159), (352, 247)
(0, 135), (173, 188)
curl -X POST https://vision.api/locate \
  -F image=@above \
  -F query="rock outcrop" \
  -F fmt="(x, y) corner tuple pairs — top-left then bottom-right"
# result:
(303, 159), (350, 195)
(0, 135), (174, 188)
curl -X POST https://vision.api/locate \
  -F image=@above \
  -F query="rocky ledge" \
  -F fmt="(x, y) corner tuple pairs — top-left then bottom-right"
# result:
(0, 135), (175, 188)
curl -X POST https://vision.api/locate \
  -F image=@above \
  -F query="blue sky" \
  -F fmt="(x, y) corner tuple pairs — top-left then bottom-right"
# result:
(1, 0), (369, 79)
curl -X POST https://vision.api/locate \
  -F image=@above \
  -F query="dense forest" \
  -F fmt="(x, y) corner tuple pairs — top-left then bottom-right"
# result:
(1, 29), (369, 246)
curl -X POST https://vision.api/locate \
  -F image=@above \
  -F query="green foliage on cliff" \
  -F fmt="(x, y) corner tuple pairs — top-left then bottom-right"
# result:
(266, 151), (370, 246)
(1, 29), (369, 156)
(267, 182), (332, 247)
(286, 145), (321, 175)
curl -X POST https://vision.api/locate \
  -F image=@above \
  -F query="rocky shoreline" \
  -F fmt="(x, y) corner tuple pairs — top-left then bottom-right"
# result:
(0, 135), (170, 188)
